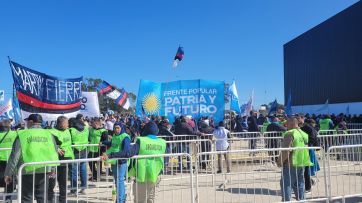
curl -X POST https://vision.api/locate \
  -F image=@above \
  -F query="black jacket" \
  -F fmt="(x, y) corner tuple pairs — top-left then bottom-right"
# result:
(301, 123), (320, 147)
(247, 116), (259, 132)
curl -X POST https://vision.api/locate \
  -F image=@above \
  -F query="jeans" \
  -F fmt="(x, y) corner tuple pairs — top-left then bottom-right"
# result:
(280, 166), (305, 202)
(71, 150), (87, 192)
(112, 163), (127, 203)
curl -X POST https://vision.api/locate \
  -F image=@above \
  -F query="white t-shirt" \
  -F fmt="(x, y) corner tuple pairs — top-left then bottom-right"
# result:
(213, 127), (230, 151)
(105, 120), (114, 131)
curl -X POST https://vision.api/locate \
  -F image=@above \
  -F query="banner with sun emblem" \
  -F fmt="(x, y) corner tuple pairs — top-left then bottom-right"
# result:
(136, 79), (225, 123)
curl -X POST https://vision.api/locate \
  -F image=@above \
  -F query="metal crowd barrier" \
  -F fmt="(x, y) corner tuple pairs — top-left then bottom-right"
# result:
(318, 133), (362, 150)
(346, 123), (362, 130)
(195, 147), (328, 203)
(326, 144), (362, 202)
(16, 153), (195, 203)
(0, 148), (16, 202)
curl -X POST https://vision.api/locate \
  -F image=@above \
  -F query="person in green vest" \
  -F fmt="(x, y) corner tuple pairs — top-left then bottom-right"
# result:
(88, 118), (108, 181)
(101, 122), (131, 203)
(319, 115), (334, 131)
(277, 117), (313, 202)
(103, 121), (166, 203)
(48, 116), (74, 203)
(0, 119), (17, 203)
(69, 117), (89, 195)
(4, 114), (60, 203)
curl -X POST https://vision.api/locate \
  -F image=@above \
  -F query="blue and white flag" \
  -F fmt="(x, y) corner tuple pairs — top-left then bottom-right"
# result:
(136, 79), (225, 123)
(228, 81), (241, 113)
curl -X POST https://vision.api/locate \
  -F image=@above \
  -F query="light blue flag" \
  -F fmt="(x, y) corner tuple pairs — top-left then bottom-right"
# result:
(285, 90), (292, 116)
(228, 81), (241, 113)
(316, 99), (329, 113)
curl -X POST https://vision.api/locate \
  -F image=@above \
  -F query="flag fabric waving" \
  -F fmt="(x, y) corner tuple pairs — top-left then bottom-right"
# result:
(285, 90), (292, 116)
(228, 81), (241, 113)
(97, 81), (130, 110)
(10, 60), (82, 122)
(172, 46), (184, 68)
(268, 99), (278, 116)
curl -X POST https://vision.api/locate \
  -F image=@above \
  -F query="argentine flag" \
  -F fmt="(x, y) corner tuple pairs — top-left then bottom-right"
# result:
(228, 81), (241, 113)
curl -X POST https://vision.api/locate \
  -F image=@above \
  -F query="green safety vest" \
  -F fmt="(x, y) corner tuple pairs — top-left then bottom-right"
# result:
(106, 133), (130, 165)
(18, 128), (59, 172)
(129, 136), (166, 183)
(0, 131), (18, 161)
(88, 128), (107, 152)
(261, 122), (270, 133)
(319, 118), (332, 131)
(50, 128), (75, 159)
(285, 129), (313, 167)
(70, 127), (89, 151)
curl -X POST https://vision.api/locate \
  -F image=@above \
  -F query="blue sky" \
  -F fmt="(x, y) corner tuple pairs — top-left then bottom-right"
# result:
(0, 0), (359, 107)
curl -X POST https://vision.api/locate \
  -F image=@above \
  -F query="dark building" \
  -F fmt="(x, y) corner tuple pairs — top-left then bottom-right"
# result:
(284, 1), (362, 107)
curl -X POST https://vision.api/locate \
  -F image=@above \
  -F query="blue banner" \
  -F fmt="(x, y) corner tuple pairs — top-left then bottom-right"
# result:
(10, 61), (83, 122)
(136, 79), (225, 123)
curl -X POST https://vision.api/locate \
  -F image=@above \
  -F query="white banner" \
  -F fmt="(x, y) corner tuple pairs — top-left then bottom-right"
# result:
(80, 92), (100, 118)
(0, 99), (13, 120)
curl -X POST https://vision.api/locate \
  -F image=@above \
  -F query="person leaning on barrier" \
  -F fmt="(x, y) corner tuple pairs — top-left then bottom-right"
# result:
(68, 117), (89, 195)
(213, 121), (231, 173)
(101, 122), (131, 203)
(0, 119), (18, 203)
(277, 117), (313, 202)
(88, 118), (108, 181)
(106, 121), (166, 203)
(4, 114), (60, 203)
(48, 116), (74, 203)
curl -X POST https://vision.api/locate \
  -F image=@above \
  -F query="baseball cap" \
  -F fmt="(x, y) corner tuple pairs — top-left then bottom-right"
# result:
(24, 114), (43, 123)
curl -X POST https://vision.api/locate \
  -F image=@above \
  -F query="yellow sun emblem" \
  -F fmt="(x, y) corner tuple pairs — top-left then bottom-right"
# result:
(142, 93), (161, 115)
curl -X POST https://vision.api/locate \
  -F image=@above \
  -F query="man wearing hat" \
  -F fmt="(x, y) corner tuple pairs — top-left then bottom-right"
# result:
(4, 114), (59, 203)
(0, 119), (17, 202)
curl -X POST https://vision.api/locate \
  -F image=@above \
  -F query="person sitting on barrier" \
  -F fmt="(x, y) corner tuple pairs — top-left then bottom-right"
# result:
(69, 117), (89, 195)
(4, 114), (60, 203)
(101, 122), (131, 203)
(104, 121), (166, 203)
(0, 119), (18, 203)
(88, 118), (108, 182)
(277, 117), (313, 202)
(48, 116), (74, 203)
(213, 121), (231, 173)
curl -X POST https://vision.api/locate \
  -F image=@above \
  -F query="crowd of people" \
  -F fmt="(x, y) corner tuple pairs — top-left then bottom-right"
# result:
(0, 110), (360, 202)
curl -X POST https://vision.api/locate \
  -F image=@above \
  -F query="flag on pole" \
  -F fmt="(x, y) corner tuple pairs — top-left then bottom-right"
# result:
(285, 90), (292, 116)
(97, 81), (130, 110)
(346, 105), (350, 115)
(172, 46), (184, 68)
(245, 89), (254, 115)
(228, 81), (241, 113)
(268, 99), (278, 116)
(315, 99), (329, 113)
